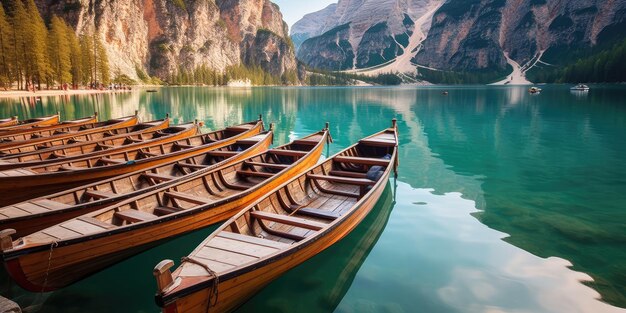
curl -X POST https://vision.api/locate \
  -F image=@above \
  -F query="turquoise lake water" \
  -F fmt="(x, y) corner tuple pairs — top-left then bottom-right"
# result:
(0, 85), (625, 312)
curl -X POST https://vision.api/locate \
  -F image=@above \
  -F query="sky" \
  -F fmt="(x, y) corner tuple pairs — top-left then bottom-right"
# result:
(272, 0), (336, 29)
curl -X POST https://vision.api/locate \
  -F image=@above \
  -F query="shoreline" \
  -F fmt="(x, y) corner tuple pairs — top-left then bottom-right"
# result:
(0, 88), (134, 99)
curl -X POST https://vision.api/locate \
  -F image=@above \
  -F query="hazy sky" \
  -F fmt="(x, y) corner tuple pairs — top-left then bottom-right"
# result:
(273, 0), (336, 29)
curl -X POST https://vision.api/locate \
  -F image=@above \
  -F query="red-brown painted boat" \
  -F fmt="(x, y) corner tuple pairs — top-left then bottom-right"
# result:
(0, 119), (264, 206)
(0, 130), (274, 238)
(0, 126), (330, 292)
(0, 113), (97, 142)
(153, 120), (398, 313)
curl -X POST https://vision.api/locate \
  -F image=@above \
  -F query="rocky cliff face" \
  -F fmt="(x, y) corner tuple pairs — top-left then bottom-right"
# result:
(35, 0), (297, 81)
(293, 0), (439, 70)
(415, 0), (626, 72)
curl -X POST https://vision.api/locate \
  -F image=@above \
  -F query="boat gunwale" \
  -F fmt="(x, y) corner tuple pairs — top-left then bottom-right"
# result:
(0, 114), (60, 133)
(157, 126), (398, 306)
(0, 120), (263, 180)
(0, 119), (191, 168)
(0, 114), (98, 138)
(0, 129), (273, 226)
(1, 127), (327, 260)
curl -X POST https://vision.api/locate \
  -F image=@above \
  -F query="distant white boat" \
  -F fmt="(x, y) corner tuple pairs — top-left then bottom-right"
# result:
(570, 84), (589, 91)
(227, 78), (252, 88)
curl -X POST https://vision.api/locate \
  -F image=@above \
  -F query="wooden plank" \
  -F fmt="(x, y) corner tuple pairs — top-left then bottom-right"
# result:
(296, 208), (341, 220)
(114, 210), (158, 223)
(207, 151), (238, 157)
(244, 161), (288, 170)
(177, 163), (208, 170)
(99, 158), (125, 165)
(268, 149), (307, 157)
(62, 219), (108, 235)
(334, 156), (390, 166)
(359, 138), (396, 147)
(179, 260), (234, 277)
(84, 189), (116, 199)
(77, 216), (115, 229)
(142, 172), (174, 182)
(0, 206), (28, 218)
(164, 191), (211, 205)
(42, 226), (81, 239)
(236, 170), (274, 178)
(329, 170), (368, 178)
(307, 174), (375, 186)
(218, 231), (289, 249)
(207, 236), (279, 259)
(250, 211), (327, 231)
(33, 199), (71, 210)
(196, 246), (258, 266)
(14, 202), (50, 214)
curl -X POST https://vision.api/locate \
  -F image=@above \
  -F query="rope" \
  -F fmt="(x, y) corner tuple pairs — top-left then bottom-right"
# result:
(41, 241), (59, 293)
(181, 256), (219, 312)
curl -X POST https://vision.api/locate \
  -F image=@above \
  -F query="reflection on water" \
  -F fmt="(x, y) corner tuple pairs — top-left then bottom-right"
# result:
(0, 85), (625, 312)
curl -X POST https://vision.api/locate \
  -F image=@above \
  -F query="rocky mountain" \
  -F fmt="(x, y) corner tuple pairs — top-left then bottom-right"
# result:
(294, 0), (626, 83)
(34, 0), (298, 81)
(414, 0), (626, 77)
(292, 0), (441, 70)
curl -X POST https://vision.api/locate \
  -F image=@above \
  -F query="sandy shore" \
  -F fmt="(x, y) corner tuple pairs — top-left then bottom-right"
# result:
(0, 89), (133, 99)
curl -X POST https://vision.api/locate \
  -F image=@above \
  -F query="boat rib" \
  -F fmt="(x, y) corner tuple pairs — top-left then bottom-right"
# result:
(0, 119), (265, 205)
(0, 125), (330, 291)
(0, 113), (140, 151)
(0, 130), (274, 237)
(0, 118), (190, 170)
(153, 120), (399, 313)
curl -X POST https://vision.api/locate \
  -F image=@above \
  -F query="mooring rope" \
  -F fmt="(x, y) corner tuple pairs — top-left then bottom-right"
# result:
(41, 240), (59, 293)
(181, 256), (219, 312)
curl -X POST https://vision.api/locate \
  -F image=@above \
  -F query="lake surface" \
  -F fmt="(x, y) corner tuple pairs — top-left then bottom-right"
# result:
(0, 85), (625, 313)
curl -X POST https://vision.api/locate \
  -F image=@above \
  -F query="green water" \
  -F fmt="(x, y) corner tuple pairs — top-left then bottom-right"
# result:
(0, 85), (625, 312)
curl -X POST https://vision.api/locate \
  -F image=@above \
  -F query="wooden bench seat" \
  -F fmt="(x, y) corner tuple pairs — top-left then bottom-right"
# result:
(164, 191), (211, 205)
(296, 208), (341, 221)
(99, 158), (125, 165)
(84, 189), (116, 199)
(142, 172), (174, 182)
(218, 231), (289, 249)
(114, 210), (158, 223)
(329, 170), (367, 178)
(140, 151), (159, 157)
(237, 170), (274, 178)
(78, 216), (114, 229)
(292, 139), (319, 145)
(207, 151), (238, 157)
(244, 161), (288, 170)
(125, 137), (143, 143)
(334, 156), (390, 166)
(250, 210), (327, 231)
(307, 174), (375, 186)
(268, 149), (307, 157)
(97, 144), (115, 150)
(154, 206), (184, 216)
(359, 138), (396, 147)
(176, 163), (207, 170)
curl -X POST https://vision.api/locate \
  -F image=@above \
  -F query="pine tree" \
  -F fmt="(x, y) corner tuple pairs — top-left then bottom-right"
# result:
(47, 16), (71, 87)
(23, 0), (49, 89)
(0, 4), (13, 89)
(80, 33), (94, 85)
(65, 22), (82, 88)
(7, 0), (28, 89)
(94, 34), (109, 84)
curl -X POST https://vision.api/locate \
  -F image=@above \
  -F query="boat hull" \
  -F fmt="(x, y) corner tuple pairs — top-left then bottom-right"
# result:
(161, 175), (391, 313)
(0, 132), (271, 238)
(2, 132), (322, 291)
(0, 124), (262, 205)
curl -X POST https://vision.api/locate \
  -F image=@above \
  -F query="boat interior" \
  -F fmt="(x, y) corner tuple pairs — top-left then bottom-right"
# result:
(178, 130), (396, 277)
(0, 122), (259, 175)
(0, 132), (272, 225)
(16, 131), (323, 244)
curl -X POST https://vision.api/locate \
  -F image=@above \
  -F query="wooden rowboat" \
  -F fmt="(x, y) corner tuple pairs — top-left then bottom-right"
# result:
(0, 114), (156, 157)
(0, 113), (138, 150)
(0, 113), (97, 140)
(0, 117), (18, 128)
(0, 126), (329, 291)
(0, 118), (185, 170)
(0, 114), (60, 133)
(0, 130), (274, 238)
(153, 120), (398, 313)
(0, 119), (265, 206)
